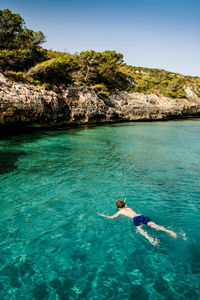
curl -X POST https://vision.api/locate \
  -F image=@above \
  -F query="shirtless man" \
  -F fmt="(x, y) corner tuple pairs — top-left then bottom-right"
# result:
(99, 199), (177, 246)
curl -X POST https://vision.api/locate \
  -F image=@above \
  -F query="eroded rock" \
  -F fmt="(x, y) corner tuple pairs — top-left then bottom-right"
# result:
(0, 73), (200, 129)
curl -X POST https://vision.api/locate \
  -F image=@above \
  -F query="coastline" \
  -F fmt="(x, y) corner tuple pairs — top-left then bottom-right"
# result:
(1, 73), (200, 133)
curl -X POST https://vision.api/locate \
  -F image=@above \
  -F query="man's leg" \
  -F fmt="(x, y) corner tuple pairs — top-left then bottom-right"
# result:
(148, 222), (177, 238)
(137, 225), (159, 246)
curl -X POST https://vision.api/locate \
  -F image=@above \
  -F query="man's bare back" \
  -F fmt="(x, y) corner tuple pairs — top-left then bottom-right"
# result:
(99, 206), (141, 219)
(116, 207), (140, 219)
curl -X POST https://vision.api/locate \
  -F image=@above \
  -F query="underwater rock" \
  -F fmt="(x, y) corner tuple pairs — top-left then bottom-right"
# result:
(0, 150), (25, 174)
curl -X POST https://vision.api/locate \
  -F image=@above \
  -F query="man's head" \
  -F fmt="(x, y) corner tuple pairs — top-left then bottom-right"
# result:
(116, 199), (125, 209)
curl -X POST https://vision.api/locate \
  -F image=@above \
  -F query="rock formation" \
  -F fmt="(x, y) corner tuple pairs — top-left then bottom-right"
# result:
(0, 73), (200, 129)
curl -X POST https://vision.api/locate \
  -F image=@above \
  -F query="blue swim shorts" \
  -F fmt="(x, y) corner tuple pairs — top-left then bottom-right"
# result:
(133, 215), (151, 226)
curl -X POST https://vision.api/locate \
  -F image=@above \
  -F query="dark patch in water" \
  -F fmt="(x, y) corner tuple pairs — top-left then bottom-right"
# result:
(33, 283), (49, 299)
(0, 150), (25, 174)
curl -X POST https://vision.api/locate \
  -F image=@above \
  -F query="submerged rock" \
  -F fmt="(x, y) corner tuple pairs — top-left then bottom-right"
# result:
(0, 150), (25, 174)
(0, 73), (200, 129)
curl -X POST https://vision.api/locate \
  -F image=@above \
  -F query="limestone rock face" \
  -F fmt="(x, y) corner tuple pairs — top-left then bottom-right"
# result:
(0, 73), (200, 128)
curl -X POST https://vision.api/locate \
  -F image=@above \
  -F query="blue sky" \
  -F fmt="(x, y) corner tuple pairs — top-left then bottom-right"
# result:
(1, 0), (199, 76)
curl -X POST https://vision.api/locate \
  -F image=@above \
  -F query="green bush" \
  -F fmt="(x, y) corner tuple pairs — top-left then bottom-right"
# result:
(92, 83), (110, 99)
(27, 77), (41, 85)
(119, 65), (190, 98)
(92, 83), (108, 92)
(27, 54), (80, 85)
(5, 70), (25, 82)
(0, 48), (49, 72)
(41, 83), (52, 90)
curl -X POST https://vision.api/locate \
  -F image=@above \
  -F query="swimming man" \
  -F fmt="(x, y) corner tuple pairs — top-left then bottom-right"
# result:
(99, 199), (177, 246)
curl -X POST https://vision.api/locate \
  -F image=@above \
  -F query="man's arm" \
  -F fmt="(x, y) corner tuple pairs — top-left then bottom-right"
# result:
(98, 211), (121, 219)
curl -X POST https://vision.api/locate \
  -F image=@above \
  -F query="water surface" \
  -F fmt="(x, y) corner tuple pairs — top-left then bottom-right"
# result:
(0, 120), (199, 299)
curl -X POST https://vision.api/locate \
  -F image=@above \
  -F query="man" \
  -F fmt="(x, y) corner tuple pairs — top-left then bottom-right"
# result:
(99, 199), (177, 246)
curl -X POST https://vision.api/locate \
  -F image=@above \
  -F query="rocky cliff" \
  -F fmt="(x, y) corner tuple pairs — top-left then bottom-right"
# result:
(0, 73), (200, 129)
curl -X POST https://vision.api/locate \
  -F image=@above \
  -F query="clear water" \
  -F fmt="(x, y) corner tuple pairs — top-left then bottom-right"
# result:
(0, 120), (200, 300)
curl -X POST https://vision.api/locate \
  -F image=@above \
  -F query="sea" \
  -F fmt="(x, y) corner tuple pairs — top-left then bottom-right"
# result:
(0, 120), (199, 299)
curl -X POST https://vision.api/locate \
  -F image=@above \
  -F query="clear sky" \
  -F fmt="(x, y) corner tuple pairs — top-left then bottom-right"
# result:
(1, 0), (199, 76)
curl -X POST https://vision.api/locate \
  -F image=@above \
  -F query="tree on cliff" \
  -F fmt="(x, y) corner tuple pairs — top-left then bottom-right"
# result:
(76, 50), (135, 91)
(0, 9), (45, 50)
(0, 9), (24, 49)
(78, 50), (124, 84)
(0, 9), (48, 72)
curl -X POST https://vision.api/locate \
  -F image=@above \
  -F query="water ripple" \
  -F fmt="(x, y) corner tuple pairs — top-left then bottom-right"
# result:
(0, 121), (200, 299)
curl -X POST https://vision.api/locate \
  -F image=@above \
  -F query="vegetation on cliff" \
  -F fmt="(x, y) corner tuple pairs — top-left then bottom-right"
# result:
(119, 65), (200, 98)
(0, 9), (200, 99)
(27, 54), (80, 86)
(0, 9), (48, 73)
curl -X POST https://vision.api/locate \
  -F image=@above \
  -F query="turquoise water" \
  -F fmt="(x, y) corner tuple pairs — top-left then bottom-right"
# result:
(0, 120), (200, 299)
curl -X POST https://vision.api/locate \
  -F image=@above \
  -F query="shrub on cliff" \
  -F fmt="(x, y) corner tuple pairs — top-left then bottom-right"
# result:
(120, 65), (188, 98)
(27, 54), (80, 85)
(0, 48), (49, 72)
(4, 70), (26, 82)
(92, 83), (110, 99)
(186, 76), (200, 98)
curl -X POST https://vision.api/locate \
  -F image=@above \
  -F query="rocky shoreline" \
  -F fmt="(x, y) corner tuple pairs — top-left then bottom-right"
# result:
(0, 73), (200, 131)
